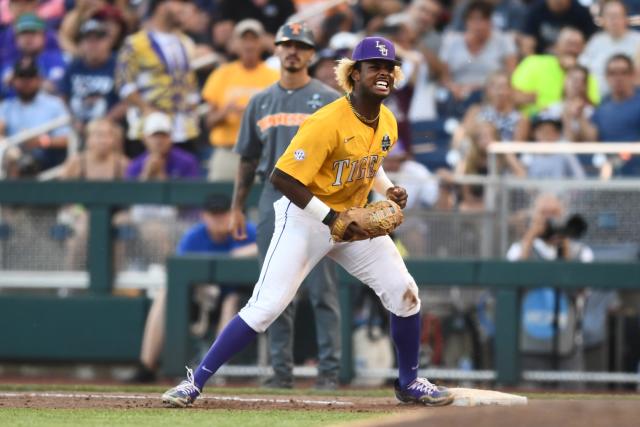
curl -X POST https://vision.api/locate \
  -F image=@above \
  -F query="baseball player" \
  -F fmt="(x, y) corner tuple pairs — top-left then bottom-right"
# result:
(229, 22), (342, 390)
(163, 36), (454, 407)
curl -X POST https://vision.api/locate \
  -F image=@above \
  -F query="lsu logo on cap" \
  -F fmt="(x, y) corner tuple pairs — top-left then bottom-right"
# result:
(376, 41), (388, 56)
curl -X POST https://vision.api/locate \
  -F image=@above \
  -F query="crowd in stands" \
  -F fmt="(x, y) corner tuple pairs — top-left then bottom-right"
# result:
(1, 0), (640, 195)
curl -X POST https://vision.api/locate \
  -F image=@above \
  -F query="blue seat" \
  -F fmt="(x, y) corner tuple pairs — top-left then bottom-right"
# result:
(410, 119), (452, 170)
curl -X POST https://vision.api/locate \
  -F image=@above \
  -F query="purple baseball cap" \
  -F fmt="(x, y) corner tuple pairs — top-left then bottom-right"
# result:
(351, 36), (400, 64)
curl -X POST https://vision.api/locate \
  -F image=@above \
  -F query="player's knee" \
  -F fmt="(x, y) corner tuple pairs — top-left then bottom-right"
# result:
(393, 281), (421, 317)
(238, 304), (283, 333)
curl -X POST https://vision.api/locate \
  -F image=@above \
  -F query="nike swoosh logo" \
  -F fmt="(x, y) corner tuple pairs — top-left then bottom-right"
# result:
(344, 136), (355, 143)
(202, 367), (214, 373)
(411, 364), (420, 371)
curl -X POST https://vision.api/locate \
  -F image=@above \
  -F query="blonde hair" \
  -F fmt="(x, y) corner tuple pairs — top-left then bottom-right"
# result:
(334, 58), (405, 93)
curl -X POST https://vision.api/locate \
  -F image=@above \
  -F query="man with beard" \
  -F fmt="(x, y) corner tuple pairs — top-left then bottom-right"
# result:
(115, 0), (201, 158)
(162, 36), (454, 408)
(228, 22), (341, 390)
(0, 56), (72, 177)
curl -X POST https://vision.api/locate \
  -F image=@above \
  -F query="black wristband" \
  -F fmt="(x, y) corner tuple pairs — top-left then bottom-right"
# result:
(322, 209), (338, 226)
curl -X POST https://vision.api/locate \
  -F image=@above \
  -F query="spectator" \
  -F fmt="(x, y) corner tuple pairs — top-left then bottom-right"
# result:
(439, 1), (517, 105)
(128, 194), (258, 383)
(542, 65), (595, 142)
(512, 27), (599, 115)
(452, 71), (530, 150)
(506, 193), (593, 373)
(0, 0), (65, 27)
(61, 118), (129, 180)
(449, 0), (527, 34)
(115, 0), (201, 158)
(59, 118), (129, 269)
(202, 20), (279, 181)
(580, 54), (640, 176)
(310, 48), (341, 92)
(0, 57), (72, 177)
(59, 19), (125, 132)
(0, 0), (61, 67)
(126, 112), (200, 180)
(521, 113), (585, 179)
(1, 13), (66, 97)
(57, 0), (108, 55)
(521, 0), (597, 55)
(213, 0), (295, 51)
(579, 0), (640, 97)
(406, 0), (444, 80)
(124, 112), (200, 276)
(453, 121), (525, 211)
(58, 1), (132, 55)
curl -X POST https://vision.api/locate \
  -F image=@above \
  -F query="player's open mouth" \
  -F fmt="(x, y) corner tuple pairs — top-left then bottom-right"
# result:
(375, 80), (389, 90)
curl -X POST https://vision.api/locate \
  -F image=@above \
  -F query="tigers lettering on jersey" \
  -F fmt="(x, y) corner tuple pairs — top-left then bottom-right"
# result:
(332, 155), (380, 186)
(256, 113), (310, 132)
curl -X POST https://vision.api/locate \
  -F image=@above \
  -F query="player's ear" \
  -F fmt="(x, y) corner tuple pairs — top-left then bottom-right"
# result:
(350, 67), (360, 83)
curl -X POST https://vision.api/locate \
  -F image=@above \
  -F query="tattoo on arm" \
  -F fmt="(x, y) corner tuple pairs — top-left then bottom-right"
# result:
(232, 157), (259, 210)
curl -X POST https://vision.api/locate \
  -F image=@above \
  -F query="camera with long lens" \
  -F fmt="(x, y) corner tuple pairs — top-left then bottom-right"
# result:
(540, 214), (588, 240)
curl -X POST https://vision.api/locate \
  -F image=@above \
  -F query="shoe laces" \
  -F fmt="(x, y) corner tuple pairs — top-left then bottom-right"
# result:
(176, 366), (200, 396)
(407, 378), (438, 394)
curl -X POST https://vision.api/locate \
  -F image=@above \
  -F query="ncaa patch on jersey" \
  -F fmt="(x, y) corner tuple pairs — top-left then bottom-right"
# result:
(294, 149), (305, 160)
(381, 134), (391, 151)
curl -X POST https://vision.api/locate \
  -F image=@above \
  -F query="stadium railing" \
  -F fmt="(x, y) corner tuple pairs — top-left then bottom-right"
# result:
(0, 115), (79, 180)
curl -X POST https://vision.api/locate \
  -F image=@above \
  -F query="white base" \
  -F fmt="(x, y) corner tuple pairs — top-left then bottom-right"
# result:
(449, 388), (528, 407)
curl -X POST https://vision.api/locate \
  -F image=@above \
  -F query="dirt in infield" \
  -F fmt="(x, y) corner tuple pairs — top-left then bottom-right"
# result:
(1, 391), (639, 427)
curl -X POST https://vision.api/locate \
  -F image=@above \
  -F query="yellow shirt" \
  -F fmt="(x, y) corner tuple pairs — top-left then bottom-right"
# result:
(202, 61), (279, 147)
(275, 97), (398, 211)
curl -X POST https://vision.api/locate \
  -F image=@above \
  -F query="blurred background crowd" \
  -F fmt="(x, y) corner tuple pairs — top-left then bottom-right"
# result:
(4, 0), (640, 187)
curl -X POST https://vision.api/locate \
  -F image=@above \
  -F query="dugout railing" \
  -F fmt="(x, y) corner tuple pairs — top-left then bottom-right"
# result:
(164, 256), (640, 386)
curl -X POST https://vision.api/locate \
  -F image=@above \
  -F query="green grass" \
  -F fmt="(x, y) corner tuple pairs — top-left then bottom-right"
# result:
(0, 408), (375, 427)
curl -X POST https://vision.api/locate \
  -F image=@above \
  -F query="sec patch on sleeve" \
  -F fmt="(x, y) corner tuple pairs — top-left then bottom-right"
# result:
(294, 149), (305, 160)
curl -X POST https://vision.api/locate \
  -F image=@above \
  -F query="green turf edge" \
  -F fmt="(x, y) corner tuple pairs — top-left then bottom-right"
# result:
(0, 408), (379, 427)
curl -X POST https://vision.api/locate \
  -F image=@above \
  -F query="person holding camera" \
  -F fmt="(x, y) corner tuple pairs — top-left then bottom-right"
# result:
(506, 193), (592, 376)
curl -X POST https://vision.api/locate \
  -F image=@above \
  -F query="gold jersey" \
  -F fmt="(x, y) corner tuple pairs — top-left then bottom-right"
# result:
(275, 96), (398, 211)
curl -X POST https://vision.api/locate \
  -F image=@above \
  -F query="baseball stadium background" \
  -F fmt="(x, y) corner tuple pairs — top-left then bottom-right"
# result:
(2, 0), (640, 425)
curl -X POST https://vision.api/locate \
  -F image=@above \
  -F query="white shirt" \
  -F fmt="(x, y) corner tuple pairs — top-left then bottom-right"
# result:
(579, 30), (640, 96)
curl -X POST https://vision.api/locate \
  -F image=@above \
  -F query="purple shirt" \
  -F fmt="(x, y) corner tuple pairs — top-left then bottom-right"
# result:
(126, 147), (201, 179)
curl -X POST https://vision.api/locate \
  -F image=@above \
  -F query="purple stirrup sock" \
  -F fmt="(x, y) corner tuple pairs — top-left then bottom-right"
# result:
(390, 312), (421, 389)
(193, 315), (257, 390)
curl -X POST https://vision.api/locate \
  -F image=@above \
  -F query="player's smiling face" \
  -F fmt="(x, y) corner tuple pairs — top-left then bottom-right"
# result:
(353, 60), (395, 99)
(276, 40), (315, 72)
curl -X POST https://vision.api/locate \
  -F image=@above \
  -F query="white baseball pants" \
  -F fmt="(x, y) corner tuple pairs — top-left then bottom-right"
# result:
(239, 197), (421, 333)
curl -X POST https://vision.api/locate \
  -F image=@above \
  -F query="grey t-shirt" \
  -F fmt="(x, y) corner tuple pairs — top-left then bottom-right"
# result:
(439, 30), (516, 85)
(234, 79), (340, 187)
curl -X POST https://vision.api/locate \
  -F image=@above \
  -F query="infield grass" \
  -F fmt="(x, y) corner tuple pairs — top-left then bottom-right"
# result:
(0, 408), (376, 427)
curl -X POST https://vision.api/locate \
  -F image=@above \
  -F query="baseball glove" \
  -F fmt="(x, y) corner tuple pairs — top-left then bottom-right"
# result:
(330, 200), (404, 242)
